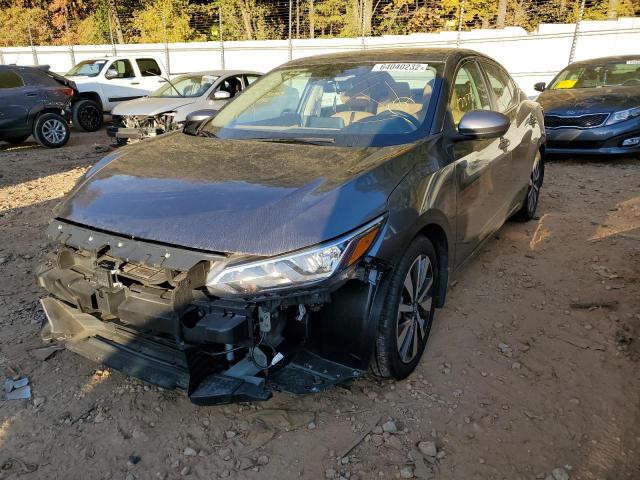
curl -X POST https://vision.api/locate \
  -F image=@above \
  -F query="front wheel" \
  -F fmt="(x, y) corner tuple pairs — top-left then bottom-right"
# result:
(372, 235), (438, 379)
(514, 150), (544, 221)
(33, 113), (70, 148)
(72, 99), (103, 132)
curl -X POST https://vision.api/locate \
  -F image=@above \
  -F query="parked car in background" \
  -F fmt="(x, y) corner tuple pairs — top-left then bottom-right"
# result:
(37, 49), (545, 405)
(108, 70), (261, 144)
(0, 65), (74, 148)
(535, 55), (640, 156)
(64, 55), (169, 132)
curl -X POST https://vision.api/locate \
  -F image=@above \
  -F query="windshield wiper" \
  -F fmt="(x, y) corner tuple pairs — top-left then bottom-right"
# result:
(196, 130), (218, 138)
(144, 69), (183, 97)
(249, 137), (335, 145)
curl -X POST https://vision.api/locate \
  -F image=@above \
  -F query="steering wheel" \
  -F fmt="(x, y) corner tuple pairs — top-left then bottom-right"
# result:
(622, 78), (640, 86)
(376, 109), (421, 129)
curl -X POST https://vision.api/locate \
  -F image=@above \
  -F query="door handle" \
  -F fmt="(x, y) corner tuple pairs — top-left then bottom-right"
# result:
(499, 137), (510, 150)
(130, 82), (140, 85)
(25, 93), (38, 97)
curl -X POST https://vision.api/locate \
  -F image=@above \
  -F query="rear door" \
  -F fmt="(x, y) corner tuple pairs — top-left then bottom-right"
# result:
(450, 60), (510, 266)
(0, 69), (35, 136)
(480, 61), (531, 211)
(134, 58), (167, 93)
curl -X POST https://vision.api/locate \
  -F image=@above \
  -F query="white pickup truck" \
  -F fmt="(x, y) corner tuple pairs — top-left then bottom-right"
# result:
(64, 55), (169, 131)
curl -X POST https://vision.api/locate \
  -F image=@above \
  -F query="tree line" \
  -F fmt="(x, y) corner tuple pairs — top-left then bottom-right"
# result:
(0, 0), (637, 47)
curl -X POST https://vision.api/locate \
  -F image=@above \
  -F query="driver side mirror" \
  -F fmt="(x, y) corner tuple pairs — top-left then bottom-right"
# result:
(105, 68), (118, 80)
(183, 109), (218, 135)
(534, 82), (546, 92)
(456, 110), (510, 140)
(213, 90), (231, 100)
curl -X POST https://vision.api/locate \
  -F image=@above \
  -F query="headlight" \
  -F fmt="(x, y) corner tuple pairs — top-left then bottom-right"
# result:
(206, 217), (384, 296)
(605, 106), (640, 125)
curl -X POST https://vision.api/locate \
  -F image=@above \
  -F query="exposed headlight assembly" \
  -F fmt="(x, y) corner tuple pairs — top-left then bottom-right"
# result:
(605, 106), (640, 125)
(206, 217), (385, 296)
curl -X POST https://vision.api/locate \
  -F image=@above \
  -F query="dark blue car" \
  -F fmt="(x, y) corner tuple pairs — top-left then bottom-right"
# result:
(535, 55), (640, 156)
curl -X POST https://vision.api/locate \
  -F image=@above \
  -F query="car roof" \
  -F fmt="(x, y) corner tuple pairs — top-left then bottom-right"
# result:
(280, 48), (494, 68)
(568, 55), (640, 67)
(173, 70), (262, 77)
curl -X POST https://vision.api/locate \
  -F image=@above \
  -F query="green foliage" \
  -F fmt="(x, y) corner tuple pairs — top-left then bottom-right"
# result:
(0, 0), (637, 47)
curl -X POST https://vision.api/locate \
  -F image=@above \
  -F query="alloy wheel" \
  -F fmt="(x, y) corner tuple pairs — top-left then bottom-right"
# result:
(41, 119), (67, 145)
(527, 154), (542, 214)
(80, 105), (101, 130)
(396, 254), (434, 363)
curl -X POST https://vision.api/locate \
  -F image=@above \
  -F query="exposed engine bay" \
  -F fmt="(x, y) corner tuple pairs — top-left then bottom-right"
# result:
(37, 220), (385, 405)
(108, 113), (181, 144)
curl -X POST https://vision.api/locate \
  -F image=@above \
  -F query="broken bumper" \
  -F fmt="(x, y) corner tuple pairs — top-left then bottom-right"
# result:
(107, 126), (161, 140)
(36, 220), (385, 405)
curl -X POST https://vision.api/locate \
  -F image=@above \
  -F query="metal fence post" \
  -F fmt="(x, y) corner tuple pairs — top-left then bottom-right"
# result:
(108, 10), (117, 55)
(360, 0), (366, 50)
(568, 0), (586, 64)
(27, 23), (38, 65)
(219, 9), (225, 70)
(64, 9), (76, 67)
(456, 0), (465, 48)
(288, 0), (293, 61)
(161, 11), (171, 74)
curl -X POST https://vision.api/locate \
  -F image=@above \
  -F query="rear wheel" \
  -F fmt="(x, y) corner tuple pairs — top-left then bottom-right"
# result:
(515, 150), (544, 221)
(372, 235), (438, 379)
(33, 113), (70, 148)
(72, 99), (103, 132)
(4, 135), (30, 145)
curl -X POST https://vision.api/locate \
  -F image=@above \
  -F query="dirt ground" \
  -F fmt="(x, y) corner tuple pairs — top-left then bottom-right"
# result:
(1, 130), (639, 480)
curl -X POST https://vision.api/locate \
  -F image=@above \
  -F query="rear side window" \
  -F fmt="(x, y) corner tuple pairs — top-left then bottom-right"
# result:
(245, 74), (260, 85)
(482, 62), (517, 113)
(449, 61), (491, 126)
(137, 58), (161, 77)
(0, 70), (24, 89)
(19, 69), (60, 87)
(109, 60), (135, 79)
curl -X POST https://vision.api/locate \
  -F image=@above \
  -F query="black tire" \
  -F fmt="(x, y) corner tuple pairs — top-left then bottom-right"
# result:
(514, 150), (544, 221)
(372, 235), (439, 379)
(33, 113), (70, 148)
(72, 99), (103, 132)
(4, 135), (30, 145)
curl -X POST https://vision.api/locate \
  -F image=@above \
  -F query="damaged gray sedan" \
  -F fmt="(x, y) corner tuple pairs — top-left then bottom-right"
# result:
(108, 70), (261, 144)
(37, 49), (545, 405)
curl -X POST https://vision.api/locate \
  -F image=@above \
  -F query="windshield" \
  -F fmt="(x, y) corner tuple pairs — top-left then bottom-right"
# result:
(151, 74), (218, 98)
(201, 62), (443, 147)
(550, 59), (640, 89)
(66, 60), (107, 77)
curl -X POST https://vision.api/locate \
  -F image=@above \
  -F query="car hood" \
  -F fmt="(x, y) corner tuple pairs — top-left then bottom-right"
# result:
(537, 86), (640, 115)
(111, 97), (197, 116)
(54, 133), (419, 256)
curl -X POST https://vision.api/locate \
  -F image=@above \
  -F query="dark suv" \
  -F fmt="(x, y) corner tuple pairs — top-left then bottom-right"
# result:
(0, 65), (75, 148)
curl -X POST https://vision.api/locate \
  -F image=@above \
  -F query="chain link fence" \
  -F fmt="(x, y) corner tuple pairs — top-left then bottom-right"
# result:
(0, 0), (638, 70)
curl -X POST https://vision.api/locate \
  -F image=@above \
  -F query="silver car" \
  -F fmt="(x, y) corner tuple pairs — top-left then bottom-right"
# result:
(108, 70), (261, 143)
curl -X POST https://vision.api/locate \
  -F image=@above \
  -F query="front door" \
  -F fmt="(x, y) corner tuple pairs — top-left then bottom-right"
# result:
(450, 60), (512, 267)
(103, 59), (147, 110)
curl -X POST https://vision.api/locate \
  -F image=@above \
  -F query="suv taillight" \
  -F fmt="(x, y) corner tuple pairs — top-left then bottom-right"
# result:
(59, 87), (74, 97)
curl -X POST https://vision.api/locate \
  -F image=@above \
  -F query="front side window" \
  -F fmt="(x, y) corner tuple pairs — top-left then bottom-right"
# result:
(66, 60), (106, 77)
(0, 70), (24, 89)
(550, 59), (640, 89)
(245, 74), (260, 85)
(151, 74), (217, 98)
(137, 58), (161, 77)
(202, 62), (443, 147)
(482, 62), (516, 113)
(215, 75), (243, 98)
(108, 59), (134, 79)
(449, 61), (491, 126)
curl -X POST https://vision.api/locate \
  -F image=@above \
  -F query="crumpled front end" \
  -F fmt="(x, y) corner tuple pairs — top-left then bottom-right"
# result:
(108, 113), (182, 144)
(37, 220), (387, 405)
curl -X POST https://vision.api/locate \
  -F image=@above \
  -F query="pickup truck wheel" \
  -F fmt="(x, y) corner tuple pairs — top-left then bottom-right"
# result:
(372, 235), (438, 379)
(33, 113), (70, 148)
(72, 99), (103, 132)
(4, 135), (30, 145)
